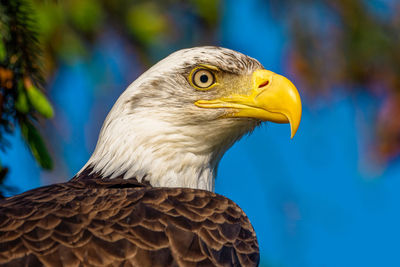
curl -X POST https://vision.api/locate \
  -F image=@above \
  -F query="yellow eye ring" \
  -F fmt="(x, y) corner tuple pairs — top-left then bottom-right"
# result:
(189, 66), (218, 90)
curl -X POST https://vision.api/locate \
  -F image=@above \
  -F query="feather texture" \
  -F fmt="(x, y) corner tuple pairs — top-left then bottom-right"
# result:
(0, 179), (259, 266)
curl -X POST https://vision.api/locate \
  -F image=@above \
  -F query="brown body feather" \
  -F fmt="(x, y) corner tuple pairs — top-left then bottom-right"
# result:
(0, 178), (259, 266)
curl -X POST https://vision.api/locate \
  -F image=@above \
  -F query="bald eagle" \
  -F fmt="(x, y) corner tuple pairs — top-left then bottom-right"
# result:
(0, 47), (301, 266)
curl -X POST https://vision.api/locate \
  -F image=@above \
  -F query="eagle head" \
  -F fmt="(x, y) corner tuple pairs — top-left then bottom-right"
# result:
(78, 47), (302, 191)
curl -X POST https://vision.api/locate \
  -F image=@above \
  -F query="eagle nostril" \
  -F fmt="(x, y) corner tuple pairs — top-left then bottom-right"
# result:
(258, 80), (269, 88)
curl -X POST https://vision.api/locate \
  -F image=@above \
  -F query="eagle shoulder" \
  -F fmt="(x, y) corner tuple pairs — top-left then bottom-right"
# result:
(0, 179), (259, 266)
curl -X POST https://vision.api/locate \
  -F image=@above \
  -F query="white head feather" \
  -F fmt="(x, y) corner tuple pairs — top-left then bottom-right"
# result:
(77, 47), (263, 191)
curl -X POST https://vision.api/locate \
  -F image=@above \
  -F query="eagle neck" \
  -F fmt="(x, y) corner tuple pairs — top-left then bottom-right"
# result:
(76, 113), (224, 191)
(77, 150), (218, 191)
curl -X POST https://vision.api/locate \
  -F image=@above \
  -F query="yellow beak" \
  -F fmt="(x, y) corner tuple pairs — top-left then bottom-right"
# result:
(195, 69), (302, 138)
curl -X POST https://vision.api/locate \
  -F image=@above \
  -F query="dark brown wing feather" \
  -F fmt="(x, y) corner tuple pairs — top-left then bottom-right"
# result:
(0, 179), (259, 267)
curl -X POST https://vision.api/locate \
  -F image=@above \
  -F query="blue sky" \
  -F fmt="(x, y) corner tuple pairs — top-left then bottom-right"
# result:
(3, 0), (400, 266)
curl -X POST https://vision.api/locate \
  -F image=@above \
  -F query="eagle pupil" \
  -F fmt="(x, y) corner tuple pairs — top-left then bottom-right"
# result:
(200, 75), (209, 83)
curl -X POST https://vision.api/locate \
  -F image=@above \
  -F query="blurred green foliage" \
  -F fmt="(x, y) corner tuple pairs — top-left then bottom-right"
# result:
(125, 3), (167, 45)
(31, 0), (220, 73)
(0, 0), (54, 192)
(69, 0), (104, 34)
(24, 77), (54, 118)
(20, 119), (52, 169)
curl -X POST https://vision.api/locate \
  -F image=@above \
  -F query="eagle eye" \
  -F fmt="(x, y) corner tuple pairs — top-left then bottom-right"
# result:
(191, 69), (215, 89)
